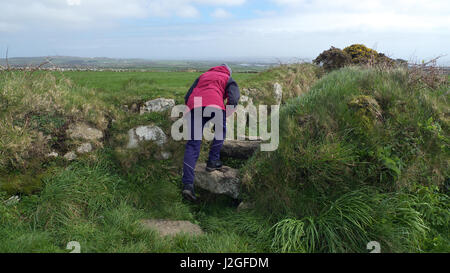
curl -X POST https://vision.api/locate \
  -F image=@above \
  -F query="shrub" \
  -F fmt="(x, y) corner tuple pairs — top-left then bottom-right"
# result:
(408, 58), (448, 90)
(313, 47), (351, 71)
(343, 44), (379, 64)
(314, 44), (395, 70)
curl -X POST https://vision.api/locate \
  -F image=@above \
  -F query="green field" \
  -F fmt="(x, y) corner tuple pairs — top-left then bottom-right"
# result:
(0, 64), (448, 253)
(55, 71), (257, 106)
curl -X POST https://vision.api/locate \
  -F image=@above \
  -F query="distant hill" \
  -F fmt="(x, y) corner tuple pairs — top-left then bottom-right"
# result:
(0, 56), (278, 72)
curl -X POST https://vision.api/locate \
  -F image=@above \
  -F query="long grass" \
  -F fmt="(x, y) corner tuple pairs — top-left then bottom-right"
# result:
(243, 66), (449, 252)
(271, 189), (435, 253)
(0, 150), (273, 253)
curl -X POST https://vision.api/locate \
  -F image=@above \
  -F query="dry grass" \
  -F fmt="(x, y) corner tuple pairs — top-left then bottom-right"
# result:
(407, 57), (448, 90)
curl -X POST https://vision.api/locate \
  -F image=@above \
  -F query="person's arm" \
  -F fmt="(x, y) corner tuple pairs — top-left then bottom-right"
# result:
(226, 77), (240, 106)
(225, 77), (240, 117)
(184, 77), (200, 104)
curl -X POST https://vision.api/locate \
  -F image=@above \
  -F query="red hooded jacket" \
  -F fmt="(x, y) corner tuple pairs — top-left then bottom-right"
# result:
(185, 65), (240, 111)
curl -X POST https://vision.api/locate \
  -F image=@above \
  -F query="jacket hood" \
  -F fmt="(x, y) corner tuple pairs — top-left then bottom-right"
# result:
(208, 64), (231, 76)
(221, 64), (232, 75)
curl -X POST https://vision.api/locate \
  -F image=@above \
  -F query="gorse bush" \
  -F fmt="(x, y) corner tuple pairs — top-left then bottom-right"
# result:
(343, 44), (394, 66)
(343, 44), (378, 64)
(313, 46), (352, 71)
(242, 66), (449, 252)
(314, 44), (395, 71)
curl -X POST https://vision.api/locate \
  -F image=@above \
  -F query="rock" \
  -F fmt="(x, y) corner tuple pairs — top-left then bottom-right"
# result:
(141, 219), (204, 237)
(237, 201), (254, 212)
(67, 123), (103, 141)
(161, 151), (171, 160)
(127, 125), (167, 149)
(242, 88), (259, 96)
(64, 151), (77, 161)
(220, 140), (261, 159)
(236, 135), (263, 141)
(130, 103), (139, 113)
(240, 95), (253, 105)
(127, 130), (139, 149)
(76, 143), (93, 154)
(47, 151), (59, 158)
(240, 95), (249, 102)
(274, 82), (283, 104)
(240, 89), (259, 106)
(140, 98), (175, 114)
(155, 151), (172, 160)
(194, 163), (240, 199)
(4, 195), (20, 206)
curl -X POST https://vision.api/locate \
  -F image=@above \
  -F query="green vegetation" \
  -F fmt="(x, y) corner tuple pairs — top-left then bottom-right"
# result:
(0, 68), (274, 253)
(242, 66), (449, 252)
(0, 62), (448, 253)
(0, 72), (112, 180)
(0, 153), (272, 252)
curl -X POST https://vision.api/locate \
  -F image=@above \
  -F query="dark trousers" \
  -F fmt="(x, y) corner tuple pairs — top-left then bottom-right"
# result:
(182, 107), (226, 185)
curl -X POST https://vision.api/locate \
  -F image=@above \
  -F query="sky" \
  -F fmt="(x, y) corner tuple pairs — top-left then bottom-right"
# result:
(0, 0), (449, 64)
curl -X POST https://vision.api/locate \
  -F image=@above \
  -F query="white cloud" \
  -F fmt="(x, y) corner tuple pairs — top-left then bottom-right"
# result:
(266, 0), (450, 32)
(67, 0), (81, 6)
(177, 5), (200, 18)
(6, 0), (447, 33)
(272, 0), (450, 15)
(211, 8), (232, 19)
(194, 0), (245, 5)
(242, 12), (449, 33)
(0, 0), (149, 30)
(0, 0), (448, 64)
(253, 9), (278, 17)
(0, 0), (247, 30)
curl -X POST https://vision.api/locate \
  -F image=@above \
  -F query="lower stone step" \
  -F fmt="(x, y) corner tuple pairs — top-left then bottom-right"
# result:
(220, 140), (261, 159)
(194, 163), (240, 199)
